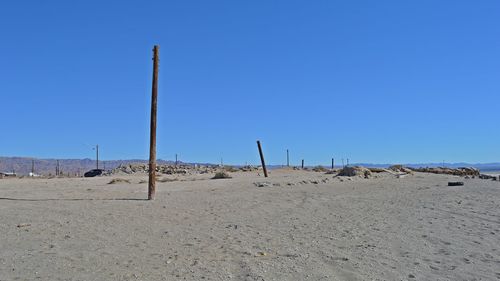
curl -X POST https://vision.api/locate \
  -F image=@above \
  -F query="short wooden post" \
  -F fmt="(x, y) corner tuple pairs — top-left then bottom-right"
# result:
(148, 45), (159, 200)
(256, 140), (268, 177)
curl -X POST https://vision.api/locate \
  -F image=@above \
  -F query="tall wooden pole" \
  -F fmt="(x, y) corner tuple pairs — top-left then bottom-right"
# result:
(331, 158), (334, 169)
(301, 159), (304, 169)
(286, 149), (289, 167)
(256, 140), (268, 177)
(148, 45), (159, 200)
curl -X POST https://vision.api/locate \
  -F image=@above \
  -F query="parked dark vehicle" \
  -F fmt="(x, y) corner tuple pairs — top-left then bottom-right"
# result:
(84, 169), (103, 177)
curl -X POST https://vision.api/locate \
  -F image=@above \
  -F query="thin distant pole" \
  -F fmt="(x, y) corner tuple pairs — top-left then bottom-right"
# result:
(148, 45), (160, 200)
(31, 160), (34, 176)
(96, 144), (99, 170)
(301, 159), (304, 169)
(256, 140), (268, 177)
(286, 149), (289, 167)
(175, 154), (178, 166)
(331, 158), (334, 170)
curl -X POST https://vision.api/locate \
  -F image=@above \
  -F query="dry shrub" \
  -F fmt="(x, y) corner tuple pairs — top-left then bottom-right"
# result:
(212, 171), (232, 179)
(108, 178), (131, 184)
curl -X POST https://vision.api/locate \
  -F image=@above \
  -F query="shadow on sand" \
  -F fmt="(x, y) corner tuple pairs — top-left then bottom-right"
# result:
(0, 197), (148, 202)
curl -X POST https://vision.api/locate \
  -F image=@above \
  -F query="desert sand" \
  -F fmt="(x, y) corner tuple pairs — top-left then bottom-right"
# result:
(1, 169), (499, 280)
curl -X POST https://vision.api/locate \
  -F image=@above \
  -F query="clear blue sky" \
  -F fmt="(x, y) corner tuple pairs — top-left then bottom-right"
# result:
(1, 1), (499, 165)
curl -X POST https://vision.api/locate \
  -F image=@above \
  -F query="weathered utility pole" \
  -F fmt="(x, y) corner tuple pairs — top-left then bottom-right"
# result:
(301, 159), (304, 169)
(148, 45), (159, 200)
(31, 160), (34, 176)
(331, 158), (334, 170)
(256, 140), (268, 177)
(56, 160), (60, 176)
(286, 149), (289, 167)
(175, 154), (178, 166)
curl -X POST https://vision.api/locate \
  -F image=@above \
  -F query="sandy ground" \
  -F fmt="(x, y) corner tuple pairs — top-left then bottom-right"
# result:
(1, 169), (499, 281)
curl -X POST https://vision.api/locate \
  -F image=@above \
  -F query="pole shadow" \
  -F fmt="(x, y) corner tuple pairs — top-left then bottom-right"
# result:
(0, 197), (148, 202)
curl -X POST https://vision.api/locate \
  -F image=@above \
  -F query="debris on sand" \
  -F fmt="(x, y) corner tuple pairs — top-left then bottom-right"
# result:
(254, 182), (272, 187)
(448, 182), (464, 186)
(368, 167), (391, 173)
(107, 178), (131, 184)
(240, 165), (259, 172)
(337, 166), (372, 178)
(388, 165), (414, 174)
(17, 223), (31, 228)
(111, 163), (258, 176)
(212, 171), (232, 179)
(254, 182), (281, 187)
(387, 165), (480, 177)
(479, 174), (497, 180)
(409, 167), (479, 177)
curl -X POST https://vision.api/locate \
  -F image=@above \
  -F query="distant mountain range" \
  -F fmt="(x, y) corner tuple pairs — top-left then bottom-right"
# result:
(2, 156), (500, 176)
